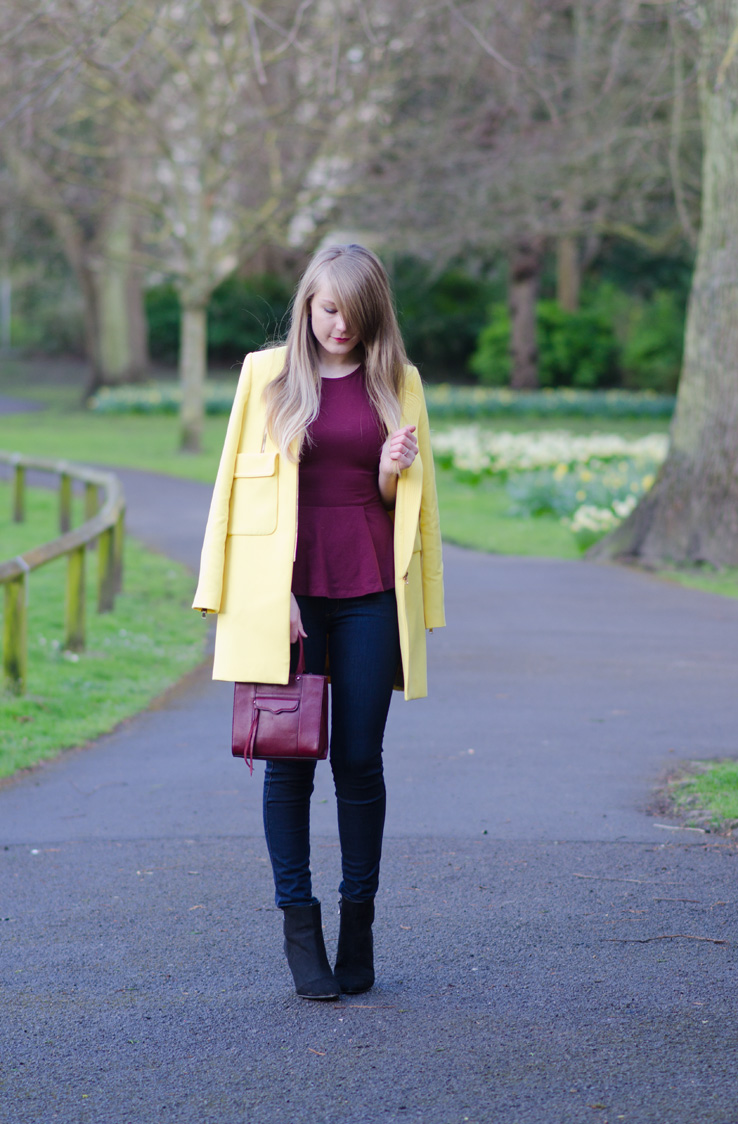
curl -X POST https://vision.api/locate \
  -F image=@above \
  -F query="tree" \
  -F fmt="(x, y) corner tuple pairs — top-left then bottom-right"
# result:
(591, 0), (738, 567)
(2, 1), (400, 448)
(0, 2), (150, 389)
(88, 1), (404, 449)
(342, 0), (697, 387)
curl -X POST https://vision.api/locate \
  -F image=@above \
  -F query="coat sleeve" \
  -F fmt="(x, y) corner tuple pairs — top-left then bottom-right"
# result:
(192, 353), (253, 613)
(415, 376), (446, 630)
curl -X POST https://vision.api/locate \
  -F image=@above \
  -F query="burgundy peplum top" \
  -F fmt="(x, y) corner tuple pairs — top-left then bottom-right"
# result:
(291, 366), (395, 599)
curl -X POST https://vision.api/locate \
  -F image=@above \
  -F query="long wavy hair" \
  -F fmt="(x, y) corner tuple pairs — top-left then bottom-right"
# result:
(263, 244), (407, 460)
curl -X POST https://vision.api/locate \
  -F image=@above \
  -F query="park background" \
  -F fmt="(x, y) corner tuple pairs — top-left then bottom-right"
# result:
(2, 0), (738, 820)
(5, 9), (738, 1123)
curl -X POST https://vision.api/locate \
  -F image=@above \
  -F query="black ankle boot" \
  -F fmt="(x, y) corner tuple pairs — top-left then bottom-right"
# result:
(334, 896), (375, 994)
(282, 903), (339, 1000)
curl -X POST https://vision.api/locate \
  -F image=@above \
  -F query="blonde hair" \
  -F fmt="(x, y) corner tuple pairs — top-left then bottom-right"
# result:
(263, 244), (407, 460)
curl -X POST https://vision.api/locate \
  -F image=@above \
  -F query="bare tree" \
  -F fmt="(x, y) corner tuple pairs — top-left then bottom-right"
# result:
(2, 1), (400, 448)
(84, 0), (404, 450)
(342, 0), (698, 386)
(0, 2), (150, 389)
(592, 0), (738, 566)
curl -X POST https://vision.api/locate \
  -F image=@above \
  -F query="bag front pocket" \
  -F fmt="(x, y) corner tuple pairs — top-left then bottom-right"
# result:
(227, 452), (279, 535)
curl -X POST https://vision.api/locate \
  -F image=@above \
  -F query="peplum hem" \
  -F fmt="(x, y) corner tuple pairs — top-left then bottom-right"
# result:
(292, 502), (394, 599)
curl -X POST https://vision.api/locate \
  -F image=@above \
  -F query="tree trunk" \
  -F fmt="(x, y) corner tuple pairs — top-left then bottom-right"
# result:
(509, 238), (543, 389)
(88, 191), (149, 394)
(127, 265), (150, 378)
(179, 302), (207, 453)
(591, 1), (738, 566)
(556, 234), (580, 312)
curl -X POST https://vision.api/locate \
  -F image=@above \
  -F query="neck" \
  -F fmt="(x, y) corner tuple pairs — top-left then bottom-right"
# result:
(316, 346), (363, 379)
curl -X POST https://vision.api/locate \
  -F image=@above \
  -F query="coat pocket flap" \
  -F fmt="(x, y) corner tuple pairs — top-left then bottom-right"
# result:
(234, 452), (278, 478)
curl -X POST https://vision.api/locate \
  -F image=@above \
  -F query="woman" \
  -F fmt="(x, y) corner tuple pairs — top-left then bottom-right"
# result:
(193, 244), (445, 1000)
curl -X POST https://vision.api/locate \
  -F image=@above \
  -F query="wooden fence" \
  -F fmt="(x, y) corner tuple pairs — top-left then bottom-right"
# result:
(0, 453), (126, 694)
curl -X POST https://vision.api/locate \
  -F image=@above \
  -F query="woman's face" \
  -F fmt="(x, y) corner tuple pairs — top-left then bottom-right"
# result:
(309, 284), (362, 360)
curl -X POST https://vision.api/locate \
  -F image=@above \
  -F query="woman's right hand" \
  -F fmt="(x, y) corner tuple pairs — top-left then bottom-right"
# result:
(290, 593), (307, 644)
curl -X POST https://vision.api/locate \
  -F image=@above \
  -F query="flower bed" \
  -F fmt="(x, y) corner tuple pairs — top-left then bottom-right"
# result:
(431, 426), (667, 551)
(89, 380), (675, 420)
(424, 385), (674, 420)
(89, 381), (239, 415)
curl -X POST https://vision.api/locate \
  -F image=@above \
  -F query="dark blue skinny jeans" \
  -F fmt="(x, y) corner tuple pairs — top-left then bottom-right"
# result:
(263, 589), (400, 909)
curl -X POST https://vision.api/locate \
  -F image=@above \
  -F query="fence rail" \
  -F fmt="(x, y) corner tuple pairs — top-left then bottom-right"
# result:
(0, 452), (125, 694)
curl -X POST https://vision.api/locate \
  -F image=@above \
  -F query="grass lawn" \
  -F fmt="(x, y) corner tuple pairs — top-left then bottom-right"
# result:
(0, 482), (207, 779)
(666, 760), (738, 834)
(435, 472), (580, 558)
(658, 566), (738, 600)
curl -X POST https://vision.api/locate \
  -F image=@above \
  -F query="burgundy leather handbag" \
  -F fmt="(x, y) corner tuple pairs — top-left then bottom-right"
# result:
(232, 637), (329, 774)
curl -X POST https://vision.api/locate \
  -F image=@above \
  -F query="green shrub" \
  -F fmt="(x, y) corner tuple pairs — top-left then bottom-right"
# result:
(207, 274), (292, 362)
(392, 257), (497, 381)
(537, 300), (620, 388)
(590, 241), (693, 303)
(621, 290), (684, 393)
(470, 282), (685, 392)
(145, 274), (292, 365)
(10, 264), (85, 355)
(468, 304), (511, 386)
(471, 298), (619, 389)
(145, 282), (180, 364)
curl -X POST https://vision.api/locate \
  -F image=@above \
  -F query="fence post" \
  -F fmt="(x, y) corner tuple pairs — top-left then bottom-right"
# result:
(97, 526), (116, 612)
(12, 463), (25, 523)
(85, 483), (99, 548)
(113, 508), (125, 593)
(3, 573), (27, 694)
(59, 473), (72, 533)
(65, 545), (86, 652)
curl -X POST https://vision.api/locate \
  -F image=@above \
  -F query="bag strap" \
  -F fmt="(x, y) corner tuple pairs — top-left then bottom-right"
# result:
(245, 635), (306, 774)
(246, 708), (259, 776)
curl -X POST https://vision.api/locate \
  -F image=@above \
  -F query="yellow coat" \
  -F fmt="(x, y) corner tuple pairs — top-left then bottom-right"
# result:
(192, 346), (445, 700)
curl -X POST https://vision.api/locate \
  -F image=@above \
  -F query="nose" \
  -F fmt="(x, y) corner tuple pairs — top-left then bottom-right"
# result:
(335, 312), (347, 334)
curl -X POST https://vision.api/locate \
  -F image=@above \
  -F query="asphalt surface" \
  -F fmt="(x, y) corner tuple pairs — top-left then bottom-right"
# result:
(3, 463), (738, 1124)
(0, 395), (43, 414)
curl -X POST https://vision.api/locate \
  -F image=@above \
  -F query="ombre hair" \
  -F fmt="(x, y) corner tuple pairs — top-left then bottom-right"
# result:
(263, 244), (407, 460)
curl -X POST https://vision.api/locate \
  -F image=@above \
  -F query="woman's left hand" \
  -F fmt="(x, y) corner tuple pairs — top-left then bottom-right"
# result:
(380, 425), (418, 477)
(378, 425), (418, 508)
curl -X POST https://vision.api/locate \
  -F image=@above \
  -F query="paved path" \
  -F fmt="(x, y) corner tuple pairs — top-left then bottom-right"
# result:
(0, 394), (44, 414)
(3, 468), (738, 1124)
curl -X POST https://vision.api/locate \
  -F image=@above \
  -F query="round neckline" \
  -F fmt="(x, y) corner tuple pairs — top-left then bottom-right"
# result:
(321, 364), (362, 381)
